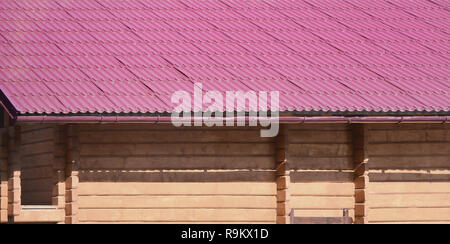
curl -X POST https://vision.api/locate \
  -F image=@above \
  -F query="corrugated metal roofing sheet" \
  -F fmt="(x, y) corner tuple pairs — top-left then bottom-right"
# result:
(0, 0), (449, 115)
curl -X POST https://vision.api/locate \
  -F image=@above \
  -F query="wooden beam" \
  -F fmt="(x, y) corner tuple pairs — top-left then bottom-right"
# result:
(352, 124), (369, 224)
(52, 126), (66, 224)
(14, 206), (65, 223)
(65, 125), (79, 224)
(0, 128), (8, 223)
(275, 125), (290, 224)
(8, 126), (21, 221)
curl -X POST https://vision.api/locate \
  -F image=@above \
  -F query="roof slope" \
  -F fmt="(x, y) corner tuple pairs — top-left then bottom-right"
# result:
(0, 0), (449, 115)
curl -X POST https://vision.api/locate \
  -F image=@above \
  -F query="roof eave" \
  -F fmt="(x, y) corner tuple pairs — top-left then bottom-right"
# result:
(14, 115), (450, 124)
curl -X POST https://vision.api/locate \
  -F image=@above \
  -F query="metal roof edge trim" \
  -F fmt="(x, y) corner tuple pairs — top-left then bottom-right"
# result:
(15, 115), (450, 124)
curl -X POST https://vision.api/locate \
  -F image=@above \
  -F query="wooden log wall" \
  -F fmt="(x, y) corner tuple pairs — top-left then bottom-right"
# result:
(287, 124), (356, 219)
(4, 122), (449, 224)
(368, 124), (450, 224)
(65, 125), (80, 224)
(275, 125), (289, 224)
(352, 125), (369, 224)
(8, 126), (21, 220)
(0, 128), (8, 222)
(20, 125), (55, 205)
(76, 124), (277, 224)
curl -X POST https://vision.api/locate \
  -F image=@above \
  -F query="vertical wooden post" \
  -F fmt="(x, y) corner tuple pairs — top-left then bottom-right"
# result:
(352, 124), (369, 224)
(276, 125), (290, 224)
(65, 125), (79, 224)
(0, 129), (8, 223)
(8, 126), (21, 221)
(52, 126), (66, 224)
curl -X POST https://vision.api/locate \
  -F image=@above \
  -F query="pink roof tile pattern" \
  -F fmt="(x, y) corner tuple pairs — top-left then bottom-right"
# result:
(0, 0), (449, 115)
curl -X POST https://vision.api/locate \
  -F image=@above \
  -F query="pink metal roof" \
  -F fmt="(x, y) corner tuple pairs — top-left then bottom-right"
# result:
(0, 0), (449, 115)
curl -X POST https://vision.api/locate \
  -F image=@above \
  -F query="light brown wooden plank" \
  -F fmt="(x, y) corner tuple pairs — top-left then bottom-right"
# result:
(79, 182), (276, 196)
(369, 208), (450, 222)
(80, 221), (276, 224)
(290, 183), (354, 196)
(370, 182), (450, 194)
(78, 209), (277, 222)
(290, 171), (354, 182)
(291, 209), (355, 218)
(79, 195), (276, 209)
(370, 221), (450, 224)
(14, 209), (65, 223)
(370, 194), (450, 208)
(290, 196), (354, 209)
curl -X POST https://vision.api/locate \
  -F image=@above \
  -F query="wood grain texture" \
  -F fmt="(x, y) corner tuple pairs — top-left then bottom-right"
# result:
(20, 125), (55, 205)
(368, 124), (450, 224)
(77, 125), (277, 223)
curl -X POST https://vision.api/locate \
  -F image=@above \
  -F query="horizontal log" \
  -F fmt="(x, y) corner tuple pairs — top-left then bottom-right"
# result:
(79, 143), (274, 156)
(22, 167), (53, 179)
(290, 196), (354, 209)
(369, 208), (450, 222)
(79, 171), (276, 183)
(289, 157), (353, 170)
(290, 171), (354, 182)
(79, 182), (276, 196)
(370, 221), (450, 224)
(290, 209), (355, 218)
(21, 180), (53, 192)
(370, 194), (450, 208)
(289, 143), (352, 157)
(288, 124), (350, 131)
(20, 154), (54, 167)
(370, 156), (450, 170)
(289, 131), (351, 143)
(21, 141), (54, 156)
(370, 172), (450, 182)
(20, 125), (54, 133)
(369, 124), (450, 131)
(79, 195), (276, 209)
(80, 156), (275, 170)
(80, 221), (276, 224)
(370, 182), (450, 194)
(13, 209), (65, 223)
(21, 128), (54, 145)
(79, 209), (276, 222)
(79, 124), (264, 132)
(79, 130), (271, 143)
(369, 129), (450, 143)
(369, 143), (450, 156)
(21, 192), (52, 206)
(290, 182), (354, 196)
